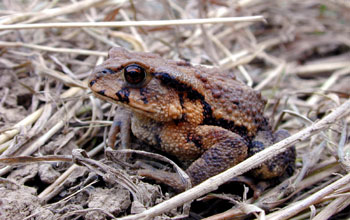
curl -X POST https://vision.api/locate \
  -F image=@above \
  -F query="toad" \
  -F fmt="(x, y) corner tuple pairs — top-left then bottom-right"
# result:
(89, 47), (295, 189)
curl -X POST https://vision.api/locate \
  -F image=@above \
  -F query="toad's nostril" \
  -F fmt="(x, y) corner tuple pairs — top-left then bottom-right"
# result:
(101, 68), (114, 74)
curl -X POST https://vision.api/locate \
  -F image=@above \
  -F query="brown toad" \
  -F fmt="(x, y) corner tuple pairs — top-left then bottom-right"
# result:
(88, 47), (295, 188)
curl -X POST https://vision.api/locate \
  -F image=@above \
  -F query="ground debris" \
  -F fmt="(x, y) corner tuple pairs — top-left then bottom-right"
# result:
(0, 0), (349, 219)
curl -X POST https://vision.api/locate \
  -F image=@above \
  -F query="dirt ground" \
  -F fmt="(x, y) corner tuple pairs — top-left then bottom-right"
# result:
(0, 0), (349, 219)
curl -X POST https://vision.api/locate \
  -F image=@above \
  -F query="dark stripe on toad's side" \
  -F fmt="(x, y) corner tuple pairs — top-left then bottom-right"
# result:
(178, 93), (187, 121)
(202, 113), (250, 141)
(89, 80), (96, 87)
(97, 90), (106, 96)
(178, 93), (185, 107)
(153, 72), (204, 100)
(139, 88), (148, 104)
(116, 88), (130, 103)
(201, 99), (212, 120)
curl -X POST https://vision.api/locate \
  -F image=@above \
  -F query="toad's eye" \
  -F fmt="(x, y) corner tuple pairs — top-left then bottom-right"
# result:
(124, 64), (146, 85)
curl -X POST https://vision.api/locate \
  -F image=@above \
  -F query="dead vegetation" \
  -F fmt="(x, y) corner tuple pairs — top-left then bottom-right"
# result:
(0, 0), (349, 219)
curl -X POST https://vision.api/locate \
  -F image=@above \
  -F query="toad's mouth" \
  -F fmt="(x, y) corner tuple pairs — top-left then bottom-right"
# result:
(91, 90), (157, 115)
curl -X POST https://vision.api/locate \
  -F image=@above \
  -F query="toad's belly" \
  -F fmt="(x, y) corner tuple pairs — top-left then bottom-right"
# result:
(131, 116), (163, 148)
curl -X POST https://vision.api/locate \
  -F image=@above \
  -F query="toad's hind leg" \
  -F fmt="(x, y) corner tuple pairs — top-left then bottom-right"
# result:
(187, 125), (248, 185)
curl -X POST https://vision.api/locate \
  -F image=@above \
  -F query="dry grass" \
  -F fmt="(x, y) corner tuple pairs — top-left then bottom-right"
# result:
(0, 0), (349, 219)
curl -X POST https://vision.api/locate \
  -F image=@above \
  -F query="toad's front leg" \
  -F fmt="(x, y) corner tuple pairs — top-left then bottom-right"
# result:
(108, 107), (131, 149)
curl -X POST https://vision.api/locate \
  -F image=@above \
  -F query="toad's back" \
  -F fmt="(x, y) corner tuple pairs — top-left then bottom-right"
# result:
(174, 63), (267, 138)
